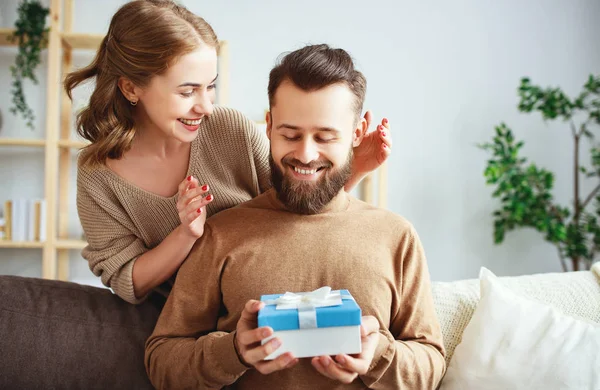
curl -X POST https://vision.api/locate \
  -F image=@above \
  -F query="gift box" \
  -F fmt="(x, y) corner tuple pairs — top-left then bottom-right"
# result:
(257, 286), (362, 360)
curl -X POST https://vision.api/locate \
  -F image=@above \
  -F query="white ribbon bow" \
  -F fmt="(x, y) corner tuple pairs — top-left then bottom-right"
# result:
(263, 286), (348, 329)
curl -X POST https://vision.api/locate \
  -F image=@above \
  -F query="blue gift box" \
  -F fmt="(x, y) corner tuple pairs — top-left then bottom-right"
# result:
(257, 289), (362, 331)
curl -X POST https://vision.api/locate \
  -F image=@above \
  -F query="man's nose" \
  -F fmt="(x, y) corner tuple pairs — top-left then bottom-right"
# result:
(295, 139), (320, 165)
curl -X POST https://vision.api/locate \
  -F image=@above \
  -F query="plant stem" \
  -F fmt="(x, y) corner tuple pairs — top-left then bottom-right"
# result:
(573, 121), (580, 219)
(581, 183), (600, 210)
(557, 245), (568, 272)
(572, 121), (581, 271)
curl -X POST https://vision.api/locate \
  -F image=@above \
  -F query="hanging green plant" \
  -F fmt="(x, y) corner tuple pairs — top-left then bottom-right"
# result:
(9, 0), (50, 130)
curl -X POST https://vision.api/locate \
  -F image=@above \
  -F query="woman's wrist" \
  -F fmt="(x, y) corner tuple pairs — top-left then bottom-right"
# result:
(172, 225), (201, 249)
(345, 170), (367, 192)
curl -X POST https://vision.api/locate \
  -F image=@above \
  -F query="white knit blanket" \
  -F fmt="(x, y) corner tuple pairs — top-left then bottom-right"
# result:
(431, 265), (600, 366)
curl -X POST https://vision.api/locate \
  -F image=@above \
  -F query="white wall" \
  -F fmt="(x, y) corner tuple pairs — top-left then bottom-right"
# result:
(0, 0), (599, 284)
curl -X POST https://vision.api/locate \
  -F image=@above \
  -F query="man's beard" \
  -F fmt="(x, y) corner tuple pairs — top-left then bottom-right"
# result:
(269, 149), (353, 215)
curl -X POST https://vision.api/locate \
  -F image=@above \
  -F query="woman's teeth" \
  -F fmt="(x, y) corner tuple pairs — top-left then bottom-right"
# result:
(178, 118), (202, 126)
(294, 167), (317, 175)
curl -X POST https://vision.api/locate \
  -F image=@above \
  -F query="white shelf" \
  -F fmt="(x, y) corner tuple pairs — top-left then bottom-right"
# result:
(0, 240), (87, 249)
(58, 140), (89, 148)
(0, 28), (104, 50)
(0, 241), (44, 248)
(56, 239), (87, 249)
(0, 138), (46, 147)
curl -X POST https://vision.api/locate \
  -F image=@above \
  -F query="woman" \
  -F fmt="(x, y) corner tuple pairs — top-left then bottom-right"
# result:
(66, 0), (392, 305)
(0, 1), (391, 388)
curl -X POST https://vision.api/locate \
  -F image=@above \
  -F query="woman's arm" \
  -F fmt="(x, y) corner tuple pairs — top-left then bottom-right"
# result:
(131, 224), (197, 299)
(78, 166), (210, 303)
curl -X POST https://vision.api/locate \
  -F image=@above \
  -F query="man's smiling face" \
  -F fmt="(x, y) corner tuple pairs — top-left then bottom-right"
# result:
(267, 80), (361, 214)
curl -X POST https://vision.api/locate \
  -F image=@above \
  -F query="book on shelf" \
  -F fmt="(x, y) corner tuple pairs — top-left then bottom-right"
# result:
(1, 199), (47, 242)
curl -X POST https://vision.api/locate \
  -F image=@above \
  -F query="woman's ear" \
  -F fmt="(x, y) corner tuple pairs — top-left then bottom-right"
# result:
(352, 117), (368, 147)
(117, 77), (141, 103)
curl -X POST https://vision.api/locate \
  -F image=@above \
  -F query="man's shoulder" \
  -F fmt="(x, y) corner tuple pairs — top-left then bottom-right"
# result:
(348, 196), (419, 237)
(205, 191), (274, 228)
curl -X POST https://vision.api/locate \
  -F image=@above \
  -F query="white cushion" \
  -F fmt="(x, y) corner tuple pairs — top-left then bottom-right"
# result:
(439, 267), (600, 390)
(431, 267), (600, 366)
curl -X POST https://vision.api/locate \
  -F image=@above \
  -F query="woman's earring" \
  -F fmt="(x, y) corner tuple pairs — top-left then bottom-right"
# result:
(130, 99), (138, 106)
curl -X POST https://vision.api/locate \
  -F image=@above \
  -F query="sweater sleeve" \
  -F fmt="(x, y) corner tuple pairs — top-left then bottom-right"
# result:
(244, 115), (272, 193)
(77, 167), (149, 304)
(145, 224), (249, 390)
(359, 226), (446, 389)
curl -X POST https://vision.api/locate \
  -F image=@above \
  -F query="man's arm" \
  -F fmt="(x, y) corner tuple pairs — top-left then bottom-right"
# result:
(359, 226), (446, 389)
(144, 225), (249, 390)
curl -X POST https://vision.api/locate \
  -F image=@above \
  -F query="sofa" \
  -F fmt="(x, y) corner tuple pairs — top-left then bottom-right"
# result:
(432, 264), (600, 389)
(1, 264), (599, 389)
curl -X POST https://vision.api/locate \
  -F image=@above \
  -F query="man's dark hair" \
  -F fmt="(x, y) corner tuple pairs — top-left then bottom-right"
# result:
(268, 44), (367, 119)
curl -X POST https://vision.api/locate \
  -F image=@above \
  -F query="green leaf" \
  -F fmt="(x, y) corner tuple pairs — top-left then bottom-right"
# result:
(9, 0), (50, 130)
(480, 74), (600, 270)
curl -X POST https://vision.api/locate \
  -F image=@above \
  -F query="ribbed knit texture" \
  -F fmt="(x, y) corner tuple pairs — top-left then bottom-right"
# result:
(76, 106), (271, 304)
(145, 190), (446, 390)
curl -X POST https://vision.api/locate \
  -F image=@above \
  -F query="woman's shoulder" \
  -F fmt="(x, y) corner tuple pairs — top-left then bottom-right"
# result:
(76, 149), (112, 191)
(204, 105), (256, 134)
(76, 149), (96, 180)
(195, 105), (264, 154)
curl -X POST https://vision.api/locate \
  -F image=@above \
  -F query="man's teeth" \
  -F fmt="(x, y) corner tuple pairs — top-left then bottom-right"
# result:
(179, 118), (202, 126)
(294, 166), (317, 175)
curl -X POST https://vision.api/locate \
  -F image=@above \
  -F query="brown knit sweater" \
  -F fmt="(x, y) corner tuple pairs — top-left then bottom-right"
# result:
(145, 189), (446, 390)
(76, 106), (271, 304)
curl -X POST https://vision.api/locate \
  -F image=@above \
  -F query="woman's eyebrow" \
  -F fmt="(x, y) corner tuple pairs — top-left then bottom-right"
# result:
(177, 75), (219, 88)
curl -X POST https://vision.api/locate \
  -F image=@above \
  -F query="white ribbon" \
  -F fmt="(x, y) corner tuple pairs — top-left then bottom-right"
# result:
(263, 286), (351, 329)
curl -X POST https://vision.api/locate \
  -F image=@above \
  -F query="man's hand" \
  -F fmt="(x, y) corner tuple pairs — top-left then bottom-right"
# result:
(234, 300), (299, 374)
(310, 315), (380, 384)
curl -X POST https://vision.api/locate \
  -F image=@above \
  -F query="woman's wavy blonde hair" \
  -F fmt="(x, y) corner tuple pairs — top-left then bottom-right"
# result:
(65, 0), (219, 167)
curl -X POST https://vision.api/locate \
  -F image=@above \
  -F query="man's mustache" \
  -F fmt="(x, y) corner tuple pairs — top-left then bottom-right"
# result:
(281, 157), (333, 170)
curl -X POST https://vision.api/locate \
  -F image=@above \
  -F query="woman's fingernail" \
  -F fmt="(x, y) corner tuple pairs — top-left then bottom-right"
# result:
(201, 185), (208, 191)
(197, 208), (201, 214)
(383, 144), (388, 149)
(377, 125), (383, 131)
(187, 176), (192, 181)
(382, 132), (386, 137)
(206, 194), (213, 201)
(383, 118), (388, 125)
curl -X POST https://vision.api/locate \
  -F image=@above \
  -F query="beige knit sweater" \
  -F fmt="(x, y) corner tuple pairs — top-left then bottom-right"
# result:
(145, 189), (446, 389)
(76, 106), (271, 304)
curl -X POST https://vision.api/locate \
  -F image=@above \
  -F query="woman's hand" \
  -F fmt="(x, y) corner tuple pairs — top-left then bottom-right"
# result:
(176, 176), (213, 239)
(352, 111), (392, 176)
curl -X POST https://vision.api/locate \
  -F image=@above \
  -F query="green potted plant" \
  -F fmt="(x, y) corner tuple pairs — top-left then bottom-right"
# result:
(9, 0), (49, 129)
(480, 74), (600, 272)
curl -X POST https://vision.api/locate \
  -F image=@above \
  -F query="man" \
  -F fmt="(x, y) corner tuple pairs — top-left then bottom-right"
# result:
(145, 44), (446, 389)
